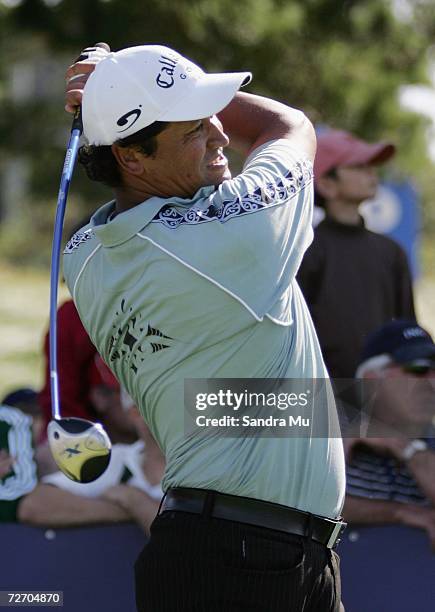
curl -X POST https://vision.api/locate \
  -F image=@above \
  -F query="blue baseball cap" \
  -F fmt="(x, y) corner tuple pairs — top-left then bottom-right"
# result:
(361, 320), (435, 364)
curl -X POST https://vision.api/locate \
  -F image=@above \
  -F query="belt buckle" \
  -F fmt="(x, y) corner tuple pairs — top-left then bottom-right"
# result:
(326, 521), (344, 549)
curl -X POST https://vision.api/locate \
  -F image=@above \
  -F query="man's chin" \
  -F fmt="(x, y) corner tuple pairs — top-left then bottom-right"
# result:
(206, 173), (231, 188)
(214, 168), (232, 184)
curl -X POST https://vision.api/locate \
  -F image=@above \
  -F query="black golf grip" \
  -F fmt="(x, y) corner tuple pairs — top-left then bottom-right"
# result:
(74, 42), (111, 62)
(71, 42), (111, 133)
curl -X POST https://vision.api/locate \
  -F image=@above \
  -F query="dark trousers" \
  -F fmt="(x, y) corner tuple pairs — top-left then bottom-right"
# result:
(135, 510), (341, 611)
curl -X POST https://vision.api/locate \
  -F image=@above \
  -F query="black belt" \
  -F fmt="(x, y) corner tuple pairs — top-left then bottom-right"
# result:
(159, 488), (346, 549)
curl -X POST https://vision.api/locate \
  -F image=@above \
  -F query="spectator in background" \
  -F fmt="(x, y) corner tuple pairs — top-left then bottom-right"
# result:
(38, 337), (137, 477)
(1, 385), (151, 528)
(2, 388), (44, 443)
(0, 402), (38, 522)
(38, 305), (137, 446)
(297, 129), (415, 379)
(38, 215), (135, 445)
(18, 390), (164, 534)
(0, 387), (57, 478)
(88, 355), (138, 444)
(38, 297), (99, 430)
(342, 320), (435, 550)
(2, 383), (138, 527)
(101, 390), (165, 532)
(0, 450), (14, 479)
(38, 217), (96, 436)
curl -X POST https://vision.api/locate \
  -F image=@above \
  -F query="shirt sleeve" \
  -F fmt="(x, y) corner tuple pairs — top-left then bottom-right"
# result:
(146, 140), (314, 322)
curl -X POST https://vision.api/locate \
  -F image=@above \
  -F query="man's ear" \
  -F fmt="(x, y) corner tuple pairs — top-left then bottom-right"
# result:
(316, 174), (338, 200)
(111, 145), (147, 176)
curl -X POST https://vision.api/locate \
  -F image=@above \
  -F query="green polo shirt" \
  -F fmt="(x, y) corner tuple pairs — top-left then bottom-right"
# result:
(64, 139), (345, 518)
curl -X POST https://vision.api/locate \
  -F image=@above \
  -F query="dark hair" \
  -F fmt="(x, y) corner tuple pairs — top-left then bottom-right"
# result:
(78, 121), (169, 188)
(314, 166), (338, 209)
(2, 387), (41, 417)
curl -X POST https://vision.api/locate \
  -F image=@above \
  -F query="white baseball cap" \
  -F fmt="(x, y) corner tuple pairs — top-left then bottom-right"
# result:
(82, 45), (252, 146)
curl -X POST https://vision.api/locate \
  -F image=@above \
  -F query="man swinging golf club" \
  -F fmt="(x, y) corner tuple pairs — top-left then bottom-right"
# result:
(63, 43), (346, 611)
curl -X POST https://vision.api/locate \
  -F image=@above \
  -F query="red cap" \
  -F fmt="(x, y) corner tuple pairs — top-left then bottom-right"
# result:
(314, 129), (396, 186)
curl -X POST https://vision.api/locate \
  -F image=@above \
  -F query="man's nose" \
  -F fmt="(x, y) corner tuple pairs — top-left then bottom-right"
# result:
(207, 117), (230, 148)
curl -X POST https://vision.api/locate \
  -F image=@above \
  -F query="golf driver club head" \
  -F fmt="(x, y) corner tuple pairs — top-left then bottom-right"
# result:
(47, 417), (111, 483)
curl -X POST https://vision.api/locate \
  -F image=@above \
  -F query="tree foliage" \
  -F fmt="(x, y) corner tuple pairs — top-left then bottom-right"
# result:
(0, 0), (434, 264)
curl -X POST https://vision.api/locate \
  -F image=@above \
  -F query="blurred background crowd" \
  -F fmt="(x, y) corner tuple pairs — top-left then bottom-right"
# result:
(1, 1), (435, 606)
(2, 0), (435, 393)
(0, 0), (435, 392)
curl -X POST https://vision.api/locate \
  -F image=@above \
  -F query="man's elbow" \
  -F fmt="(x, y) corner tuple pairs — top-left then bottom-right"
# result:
(295, 109), (314, 131)
(281, 109), (316, 158)
(297, 112), (316, 151)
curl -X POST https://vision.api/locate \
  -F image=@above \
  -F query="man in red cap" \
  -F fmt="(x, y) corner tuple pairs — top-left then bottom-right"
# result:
(297, 129), (415, 380)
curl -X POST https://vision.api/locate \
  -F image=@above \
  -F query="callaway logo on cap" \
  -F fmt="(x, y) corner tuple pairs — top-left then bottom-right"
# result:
(82, 45), (252, 146)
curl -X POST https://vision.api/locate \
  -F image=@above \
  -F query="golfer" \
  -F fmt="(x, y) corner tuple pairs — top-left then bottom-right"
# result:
(64, 43), (345, 611)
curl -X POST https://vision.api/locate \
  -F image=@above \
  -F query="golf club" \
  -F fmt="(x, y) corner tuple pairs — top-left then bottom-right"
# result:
(47, 43), (112, 483)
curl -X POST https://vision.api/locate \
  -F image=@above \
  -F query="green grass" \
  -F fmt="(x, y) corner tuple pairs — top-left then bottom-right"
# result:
(0, 264), (69, 401)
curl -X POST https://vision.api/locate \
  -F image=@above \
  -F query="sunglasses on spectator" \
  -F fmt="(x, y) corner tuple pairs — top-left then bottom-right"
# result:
(401, 360), (435, 376)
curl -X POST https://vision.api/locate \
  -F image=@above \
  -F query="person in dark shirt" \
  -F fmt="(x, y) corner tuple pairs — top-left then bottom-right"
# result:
(38, 299), (99, 431)
(297, 129), (415, 379)
(342, 320), (435, 551)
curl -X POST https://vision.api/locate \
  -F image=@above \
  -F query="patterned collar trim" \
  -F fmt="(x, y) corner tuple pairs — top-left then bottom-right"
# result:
(88, 156), (312, 247)
(89, 185), (215, 247)
(90, 197), (174, 247)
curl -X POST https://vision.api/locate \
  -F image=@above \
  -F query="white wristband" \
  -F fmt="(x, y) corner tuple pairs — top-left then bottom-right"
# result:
(401, 439), (428, 462)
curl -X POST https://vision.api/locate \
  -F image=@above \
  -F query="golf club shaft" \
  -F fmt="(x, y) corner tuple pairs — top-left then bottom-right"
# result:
(49, 42), (110, 422)
(49, 108), (82, 420)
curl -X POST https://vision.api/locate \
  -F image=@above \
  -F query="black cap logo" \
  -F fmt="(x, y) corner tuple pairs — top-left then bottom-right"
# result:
(117, 106), (142, 133)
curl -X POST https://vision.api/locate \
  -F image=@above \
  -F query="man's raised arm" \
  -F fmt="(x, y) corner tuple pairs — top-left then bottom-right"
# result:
(218, 91), (316, 160)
